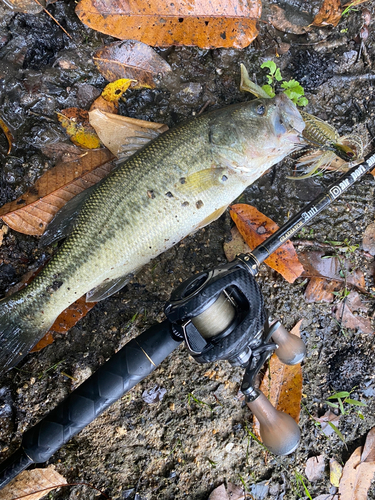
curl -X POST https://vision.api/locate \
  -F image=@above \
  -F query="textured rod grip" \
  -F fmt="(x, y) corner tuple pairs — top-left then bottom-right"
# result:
(22, 321), (180, 463)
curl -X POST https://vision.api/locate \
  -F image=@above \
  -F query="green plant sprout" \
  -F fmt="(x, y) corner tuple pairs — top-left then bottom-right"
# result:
(260, 61), (308, 107)
(325, 389), (367, 416)
(341, 2), (359, 17)
(294, 471), (313, 500)
(187, 392), (213, 412)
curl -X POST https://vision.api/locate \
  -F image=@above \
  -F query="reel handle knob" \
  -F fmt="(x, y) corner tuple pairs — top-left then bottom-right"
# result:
(271, 322), (306, 365)
(247, 390), (300, 456)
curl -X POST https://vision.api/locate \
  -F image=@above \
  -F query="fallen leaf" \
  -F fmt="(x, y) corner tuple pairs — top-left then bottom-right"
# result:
(101, 78), (134, 102)
(265, 4), (312, 34)
(0, 116), (13, 154)
(76, 0), (261, 49)
(361, 427), (375, 463)
(314, 410), (341, 437)
(304, 277), (341, 303)
(89, 109), (168, 157)
(299, 251), (366, 303)
(142, 385), (167, 404)
(1, 0), (45, 13)
(338, 445), (375, 499)
(0, 148), (115, 235)
(311, 0), (342, 27)
(253, 321), (303, 437)
(89, 95), (119, 114)
(93, 40), (172, 88)
(336, 291), (372, 334)
(0, 466), (67, 500)
(230, 204), (304, 283)
(57, 108), (101, 149)
(223, 226), (252, 263)
(362, 222), (375, 256)
(343, 0), (370, 6)
(208, 483), (245, 500)
(305, 455), (326, 482)
(330, 458), (343, 487)
(41, 142), (84, 162)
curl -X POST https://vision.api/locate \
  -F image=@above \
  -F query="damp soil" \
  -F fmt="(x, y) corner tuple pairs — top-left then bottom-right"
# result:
(1, 1), (375, 499)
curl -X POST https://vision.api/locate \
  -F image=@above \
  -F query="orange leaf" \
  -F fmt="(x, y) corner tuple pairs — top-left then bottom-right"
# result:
(311, 0), (342, 27)
(31, 296), (97, 351)
(89, 95), (119, 114)
(253, 320), (303, 438)
(0, 148), (115, 235)
(75, 0), (261, 49)
(230, 204), (304, 283)
(93, 40), (172, 88)
(57, 108), (101, 149)
(0, 117), (13, 154)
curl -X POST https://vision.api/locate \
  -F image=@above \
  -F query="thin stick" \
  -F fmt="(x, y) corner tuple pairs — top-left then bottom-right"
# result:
(33, 0), (72, 39)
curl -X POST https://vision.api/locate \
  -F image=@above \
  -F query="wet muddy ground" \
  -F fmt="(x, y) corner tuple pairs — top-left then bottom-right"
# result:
(1, 1), (375, 498)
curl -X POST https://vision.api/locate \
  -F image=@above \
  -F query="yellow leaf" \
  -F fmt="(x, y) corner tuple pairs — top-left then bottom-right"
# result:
(57, 108), (101, 149)
(101, 78), (135, 102)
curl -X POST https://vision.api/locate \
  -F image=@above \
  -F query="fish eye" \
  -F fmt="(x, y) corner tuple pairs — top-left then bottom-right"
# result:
(257, 104), (265, 115)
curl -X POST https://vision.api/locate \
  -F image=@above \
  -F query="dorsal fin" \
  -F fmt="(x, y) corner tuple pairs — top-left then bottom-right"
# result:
(38, 186), (96, 248)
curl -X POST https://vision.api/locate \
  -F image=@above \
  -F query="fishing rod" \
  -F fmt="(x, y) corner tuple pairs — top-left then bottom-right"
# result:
(1, 151), (375, 490)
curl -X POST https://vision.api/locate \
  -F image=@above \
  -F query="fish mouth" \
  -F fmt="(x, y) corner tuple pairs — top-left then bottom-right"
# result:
(273, 93), (306, 144)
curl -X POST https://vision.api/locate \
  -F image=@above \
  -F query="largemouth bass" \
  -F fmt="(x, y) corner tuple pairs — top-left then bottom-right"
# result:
(0, 94), (305, 374)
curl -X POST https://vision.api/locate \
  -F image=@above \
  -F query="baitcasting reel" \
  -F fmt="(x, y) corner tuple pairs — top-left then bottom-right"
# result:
(1, 152), (375, 489)
(165, 257), (306, 455)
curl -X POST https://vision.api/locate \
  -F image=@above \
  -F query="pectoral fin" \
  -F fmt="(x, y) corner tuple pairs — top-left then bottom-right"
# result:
(177, 168), (228, 195)
(86, 273), (135, 302)
(195, 205), (228, 231)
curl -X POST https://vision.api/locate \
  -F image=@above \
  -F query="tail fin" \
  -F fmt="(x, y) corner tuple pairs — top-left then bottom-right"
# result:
(0, 294), (49, 375)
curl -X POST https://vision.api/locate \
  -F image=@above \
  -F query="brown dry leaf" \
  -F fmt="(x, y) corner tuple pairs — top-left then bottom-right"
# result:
(208, 483), (245, 500)
(41, 142), (84, 162)
(57, 108), (101, 149)
(311, 0), (342, 26)
(93, 40), (172, 88)
(1, 0), (45, 13)
(0, 466), (67, 500)
(362, 222), (375, 256)
(305, 455), (326, 482)
(89, 95), (119, 114)
(304, 277), (341, 303)
(336, 291), (373, 334)
(299, 251), (366, 303)
(230, 204), (304, 283)
(76, 0), (261, 49)
(314, 410), (341, 437)
(253, 320), (303, 437)
(265, 4), (312, 34)
(223, 226), (252, 263)
(343, 0), (370, 5)
(338, 442), (375, 499)
(0, 148), (115, 235)
(0, 117), (13, 154)
(89, 109), (168, 157)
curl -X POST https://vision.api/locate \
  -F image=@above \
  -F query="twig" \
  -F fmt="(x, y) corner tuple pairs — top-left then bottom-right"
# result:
(33, 0), (72, 39)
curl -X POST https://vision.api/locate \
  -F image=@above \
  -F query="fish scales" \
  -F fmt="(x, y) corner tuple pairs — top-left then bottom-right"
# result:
(0, 94), (305, 373)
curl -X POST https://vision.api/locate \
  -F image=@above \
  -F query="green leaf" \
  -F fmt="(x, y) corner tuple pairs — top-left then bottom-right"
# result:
(297, 96), (308, 107)
(261, 60), (277, 75)
(326, 421), (346, 444)
(345, 398), (367, 407)
(327, 392), (351, 399)
(266, 75), (273, 84)
(261, 84), (275, 98)
(274, 68), (283, 81)
(326, 401), (339, 409)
